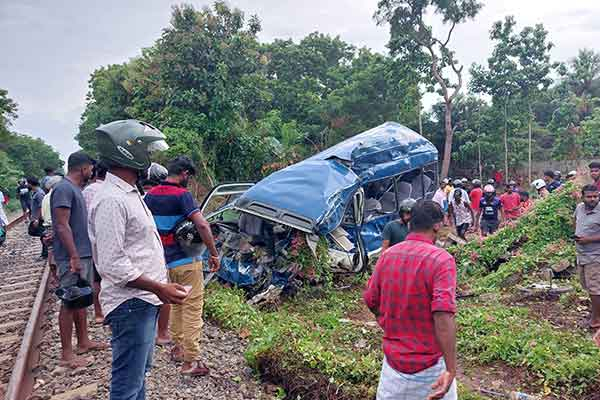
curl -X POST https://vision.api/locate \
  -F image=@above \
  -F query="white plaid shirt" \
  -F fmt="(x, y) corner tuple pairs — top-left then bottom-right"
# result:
(88, 172), (167, 317)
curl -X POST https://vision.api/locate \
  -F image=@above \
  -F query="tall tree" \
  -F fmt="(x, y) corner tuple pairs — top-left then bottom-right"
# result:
(567, 49), (600, 97)
(471, 17), (524, 181)
(375, 0), (483, 177)
(514, 23), (554, 183)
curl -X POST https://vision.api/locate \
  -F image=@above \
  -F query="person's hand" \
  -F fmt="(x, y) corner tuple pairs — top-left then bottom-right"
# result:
(428, 370), (455, 400)
(42, 231), (53, 244)
(156, 283), (188, 305)
(69, 256), (81, 273)
(575, 236), (594, 245)
(208, 255), (220, 272)
(594, 329), (600, 347)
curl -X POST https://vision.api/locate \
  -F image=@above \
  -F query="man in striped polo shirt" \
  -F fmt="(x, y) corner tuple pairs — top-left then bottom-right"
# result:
(144, 156), (220, 376)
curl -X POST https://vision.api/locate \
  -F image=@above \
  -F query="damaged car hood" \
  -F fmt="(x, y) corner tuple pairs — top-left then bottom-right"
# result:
(235, 159), (360, 235)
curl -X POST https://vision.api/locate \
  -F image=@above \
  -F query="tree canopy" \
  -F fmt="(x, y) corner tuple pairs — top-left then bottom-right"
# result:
(0, 89), (63, 194)
(76, 2), (600, 186)
(77, 2), (421, 185)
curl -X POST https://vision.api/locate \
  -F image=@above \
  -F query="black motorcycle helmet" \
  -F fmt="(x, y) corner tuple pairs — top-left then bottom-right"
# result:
(96, 120), (169, 171)
(174, 219), (204, 256)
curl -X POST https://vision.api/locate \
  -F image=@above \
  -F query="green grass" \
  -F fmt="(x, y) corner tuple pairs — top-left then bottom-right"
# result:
(458, 304), (600, 396)
(205, 283), (599, 399)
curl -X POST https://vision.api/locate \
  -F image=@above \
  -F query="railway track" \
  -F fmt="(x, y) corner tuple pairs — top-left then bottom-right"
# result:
(0, 214), (50, 400)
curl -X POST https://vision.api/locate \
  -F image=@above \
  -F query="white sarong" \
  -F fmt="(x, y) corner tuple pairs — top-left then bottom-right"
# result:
(376, 356), (457, 400)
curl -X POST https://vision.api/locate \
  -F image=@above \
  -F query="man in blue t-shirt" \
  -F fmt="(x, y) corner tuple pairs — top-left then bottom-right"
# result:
(144, 156), (220, 377)
(477, 184), (504, 237)
(544, 170), (562, 193)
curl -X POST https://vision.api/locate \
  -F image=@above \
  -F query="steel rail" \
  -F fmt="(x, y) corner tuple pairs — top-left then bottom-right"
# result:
(4, 213), (51, 400)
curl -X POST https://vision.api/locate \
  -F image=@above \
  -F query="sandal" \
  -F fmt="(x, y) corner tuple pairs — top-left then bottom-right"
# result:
(171, 346), (184, 362)
(181, 361), (209, 376)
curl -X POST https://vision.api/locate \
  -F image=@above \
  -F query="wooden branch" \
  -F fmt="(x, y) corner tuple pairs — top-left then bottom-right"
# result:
(433, 21), (456, 49)
(427, 45), (450, 101)
(448, 58), (464, 103)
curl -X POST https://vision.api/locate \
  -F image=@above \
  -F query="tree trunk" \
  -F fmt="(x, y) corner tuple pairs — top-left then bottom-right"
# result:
(418, 99), (423, 136)
(528, 101), (533, 184)
(478, 141), (483, 181)
(504, 100), (509, 183)
(441, 100), (453, 178)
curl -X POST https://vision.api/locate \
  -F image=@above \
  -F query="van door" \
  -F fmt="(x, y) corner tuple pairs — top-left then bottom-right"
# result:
(200, 183), (255, 217)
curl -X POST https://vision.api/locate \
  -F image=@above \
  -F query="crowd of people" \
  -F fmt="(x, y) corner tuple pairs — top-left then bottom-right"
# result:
(423, 169), (574, 241)
(4, 117), (600, 400)
(0, 120), (223, 400)
(369, 164), (600, 399)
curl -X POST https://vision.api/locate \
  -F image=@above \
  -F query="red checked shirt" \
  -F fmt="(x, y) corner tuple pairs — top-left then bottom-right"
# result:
(363, 233), (457, 374)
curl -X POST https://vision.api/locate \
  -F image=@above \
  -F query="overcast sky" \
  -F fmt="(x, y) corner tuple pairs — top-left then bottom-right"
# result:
(2, 0), (600, 160)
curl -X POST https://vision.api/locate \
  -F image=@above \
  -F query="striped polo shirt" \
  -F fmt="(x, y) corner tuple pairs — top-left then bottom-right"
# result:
(144, 182), (200, 267)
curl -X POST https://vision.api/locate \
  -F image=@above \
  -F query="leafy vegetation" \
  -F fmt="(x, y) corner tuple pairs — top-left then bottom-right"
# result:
(75, 2), (420, 185)
(0, 89), (63, 196)
(452, 183), (577, 292)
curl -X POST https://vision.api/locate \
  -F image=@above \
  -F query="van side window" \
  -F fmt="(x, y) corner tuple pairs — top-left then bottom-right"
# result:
(423, 167), (437, 197)
(396, 169), (422, 201)
(363, 177), (396, 219)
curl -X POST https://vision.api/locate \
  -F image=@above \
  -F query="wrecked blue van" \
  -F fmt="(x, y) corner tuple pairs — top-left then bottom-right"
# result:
(199, 122), (438, 296)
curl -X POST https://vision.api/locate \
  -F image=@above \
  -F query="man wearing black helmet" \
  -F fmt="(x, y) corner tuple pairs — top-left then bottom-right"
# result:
(381, 199), (415, 252)
(144, 155), (220, 377)
(88, 120), (188, 400)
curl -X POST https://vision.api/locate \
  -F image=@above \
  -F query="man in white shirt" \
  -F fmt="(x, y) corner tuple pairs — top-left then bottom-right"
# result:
(83, 160), (109, 324)
(88, 120), (187, 400)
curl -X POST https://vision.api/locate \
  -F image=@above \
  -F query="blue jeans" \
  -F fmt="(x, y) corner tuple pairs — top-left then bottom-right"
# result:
(106, 298), (159, 400)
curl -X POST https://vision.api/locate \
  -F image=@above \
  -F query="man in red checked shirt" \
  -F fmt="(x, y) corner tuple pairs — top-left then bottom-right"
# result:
(364, 200), (457, 400)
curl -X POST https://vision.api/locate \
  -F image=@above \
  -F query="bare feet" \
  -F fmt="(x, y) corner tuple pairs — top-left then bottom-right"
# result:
(94, 316), (105, 325)
(59, 354), (93, 369)
(77, 340), (109, 354)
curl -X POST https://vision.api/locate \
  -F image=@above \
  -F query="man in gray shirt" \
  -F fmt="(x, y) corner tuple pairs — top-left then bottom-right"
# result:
(574, 184), (600, 329)
(51, 151), (107, 368)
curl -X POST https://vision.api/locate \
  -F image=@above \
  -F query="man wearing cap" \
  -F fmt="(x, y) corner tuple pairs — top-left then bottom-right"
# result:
(51, 151), (106, 368)
(41, 166), (57, 193)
